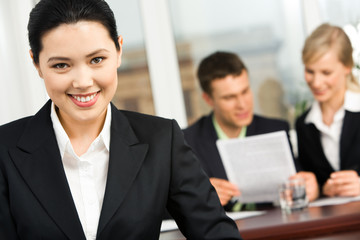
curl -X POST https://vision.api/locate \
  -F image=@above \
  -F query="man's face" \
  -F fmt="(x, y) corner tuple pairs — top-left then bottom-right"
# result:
(203, 71), (254, 132)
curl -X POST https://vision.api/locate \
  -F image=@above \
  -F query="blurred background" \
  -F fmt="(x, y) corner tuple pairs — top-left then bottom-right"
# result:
(1, 0), (360, 129)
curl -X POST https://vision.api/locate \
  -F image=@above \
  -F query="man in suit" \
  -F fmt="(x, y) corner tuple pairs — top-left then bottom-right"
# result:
(184, 51), (290, 211)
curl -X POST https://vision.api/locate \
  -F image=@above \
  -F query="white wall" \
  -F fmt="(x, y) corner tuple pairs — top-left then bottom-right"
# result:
(0, 0), (47, 125)
(139, 0), (187, 127)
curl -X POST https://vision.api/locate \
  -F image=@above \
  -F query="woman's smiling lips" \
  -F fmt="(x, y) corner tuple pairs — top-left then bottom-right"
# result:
(312, 88), (326, 96)
(69, 91), (100, 107)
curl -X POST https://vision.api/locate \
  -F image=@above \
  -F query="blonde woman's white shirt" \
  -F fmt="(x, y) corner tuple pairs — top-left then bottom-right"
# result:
(305, 91), (360, 171)
(51, 103), (111, 240)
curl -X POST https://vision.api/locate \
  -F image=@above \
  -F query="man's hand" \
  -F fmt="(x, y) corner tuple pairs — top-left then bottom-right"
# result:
(290, 171), (319, 202)
(323, 170), (360, 197)
(209, 178), (241, 206)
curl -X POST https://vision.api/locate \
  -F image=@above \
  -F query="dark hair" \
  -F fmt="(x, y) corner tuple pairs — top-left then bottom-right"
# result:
(28, 0), (120, 64)
(197, 51), (248, 95)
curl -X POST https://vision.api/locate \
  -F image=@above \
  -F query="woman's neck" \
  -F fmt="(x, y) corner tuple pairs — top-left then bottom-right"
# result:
(320, 91), (345, 126)
(57, 109), (106, 156)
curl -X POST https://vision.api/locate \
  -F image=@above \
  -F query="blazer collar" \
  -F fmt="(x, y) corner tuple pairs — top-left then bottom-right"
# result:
(198, 113), (228, 179)
(97, 103), (149, 236)
(10, 100), (86, 240)
(246, 114), (259, 136)
(340, 111), (360, 168)
(11, 101), (149, 239)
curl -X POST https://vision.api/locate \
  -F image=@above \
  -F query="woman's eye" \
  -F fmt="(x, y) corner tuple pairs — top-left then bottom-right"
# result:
(305, 68), (313, 74)
(91, 57), (103, 64)
(54, 63), (68, 69)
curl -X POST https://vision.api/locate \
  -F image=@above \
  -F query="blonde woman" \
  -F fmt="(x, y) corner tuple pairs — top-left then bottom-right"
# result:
(295, 23), (360, 201)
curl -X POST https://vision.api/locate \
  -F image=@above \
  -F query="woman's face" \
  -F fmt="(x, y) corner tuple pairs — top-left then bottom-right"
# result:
(304, 47), (350, 105)
(33, 21), (122, 125)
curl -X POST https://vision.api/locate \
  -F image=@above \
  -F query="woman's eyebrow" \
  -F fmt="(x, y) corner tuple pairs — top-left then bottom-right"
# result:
(47, 49), (110, 63)
(47, 56), (70, 63)
(47, 48), (109, 62)
(86, 48), (110, 58)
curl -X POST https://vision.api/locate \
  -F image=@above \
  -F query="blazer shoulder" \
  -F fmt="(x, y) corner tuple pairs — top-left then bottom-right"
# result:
(295, 109), (311, 130)
(119, 109), (172, 126)
(115, 109), (175, 139)
(252, 114), (290, 131)
(182, 114), (214, 144)
(183, 115), (209, 133)
(345, 110), (360, 117)
(0, 117), (32, 147)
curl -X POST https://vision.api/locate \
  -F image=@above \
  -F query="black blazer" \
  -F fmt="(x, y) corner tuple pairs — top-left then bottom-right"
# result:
(0, 100), (241, 240)
(296, 109), (360, 188)
(183, 113), (291, 180)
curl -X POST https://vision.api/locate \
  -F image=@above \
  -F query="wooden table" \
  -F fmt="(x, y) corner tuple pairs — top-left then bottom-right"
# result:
(159, 200), (360, 239)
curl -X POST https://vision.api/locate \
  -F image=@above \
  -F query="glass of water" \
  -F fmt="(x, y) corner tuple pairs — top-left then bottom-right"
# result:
(279, 178), (308, 213)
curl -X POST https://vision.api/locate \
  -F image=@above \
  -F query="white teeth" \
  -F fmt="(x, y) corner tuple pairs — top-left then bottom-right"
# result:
(72, 92), (97, 103)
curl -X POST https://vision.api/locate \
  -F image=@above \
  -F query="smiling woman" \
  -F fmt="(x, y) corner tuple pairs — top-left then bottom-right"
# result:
(0, 0), (242, 239)
(295, 23), (360, 202)
(32, 21), (121, 134)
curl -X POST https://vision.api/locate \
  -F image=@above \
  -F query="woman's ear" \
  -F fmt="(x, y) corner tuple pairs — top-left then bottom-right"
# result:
(118, 35), (123, 46)
(345, 66), (352, 75)
(116, 35), (123, 67)
(29, 49), (43, 78)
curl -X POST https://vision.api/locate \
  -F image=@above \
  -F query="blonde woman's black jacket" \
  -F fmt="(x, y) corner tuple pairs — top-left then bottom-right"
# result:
(296, 109), (360, 188)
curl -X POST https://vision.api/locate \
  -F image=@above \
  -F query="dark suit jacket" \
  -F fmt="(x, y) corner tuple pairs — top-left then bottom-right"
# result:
(0, 101), (241, 240)
(183, 113), (291, 180)
(296, 109), (360, 188)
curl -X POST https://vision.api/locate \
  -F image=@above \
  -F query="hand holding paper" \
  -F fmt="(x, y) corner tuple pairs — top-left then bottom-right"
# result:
(216, 131), (296, 203)
(209, 177), (241, 205)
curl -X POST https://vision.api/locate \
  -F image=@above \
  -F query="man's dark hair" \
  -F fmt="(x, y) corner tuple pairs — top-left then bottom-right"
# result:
(197, 51), (247, 95)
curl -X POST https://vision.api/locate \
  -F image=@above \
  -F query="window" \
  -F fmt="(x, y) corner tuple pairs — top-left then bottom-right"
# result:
(169, 0), (311, 127)
(106, 0), (155, 116)
(318, 0), (360, 82)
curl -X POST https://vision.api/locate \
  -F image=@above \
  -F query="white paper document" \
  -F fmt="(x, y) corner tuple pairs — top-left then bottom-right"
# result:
(309, 195), (360, 207)
(160, 219), (179, 232)
(216, 131), (296, 203)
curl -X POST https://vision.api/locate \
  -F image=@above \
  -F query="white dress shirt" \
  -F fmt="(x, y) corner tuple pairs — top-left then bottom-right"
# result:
(51, 103), (111, 240)
(305, 91), (360, 171)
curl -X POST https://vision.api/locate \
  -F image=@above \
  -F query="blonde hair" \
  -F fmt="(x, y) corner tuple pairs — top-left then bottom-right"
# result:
(302, 23), (360, 92)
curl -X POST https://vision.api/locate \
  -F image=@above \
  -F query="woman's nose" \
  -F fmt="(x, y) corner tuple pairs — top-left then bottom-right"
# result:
(310, 74), (323, 88)
(72, 66), (93, 89)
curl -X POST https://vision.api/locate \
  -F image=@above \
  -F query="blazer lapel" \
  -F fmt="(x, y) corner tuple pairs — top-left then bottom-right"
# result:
(246, 115), (258, 137)
(340, 111), (360, 169)
(200, 114), (228, 179)
(9, 101), (85, 240)
(97, 105), (148, 235)
(305, 122), (335, 173)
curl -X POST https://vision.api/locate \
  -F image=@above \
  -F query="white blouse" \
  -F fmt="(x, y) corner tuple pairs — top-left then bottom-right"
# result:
(51, 103), (111, 240)
(305, 91), (360, 171)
